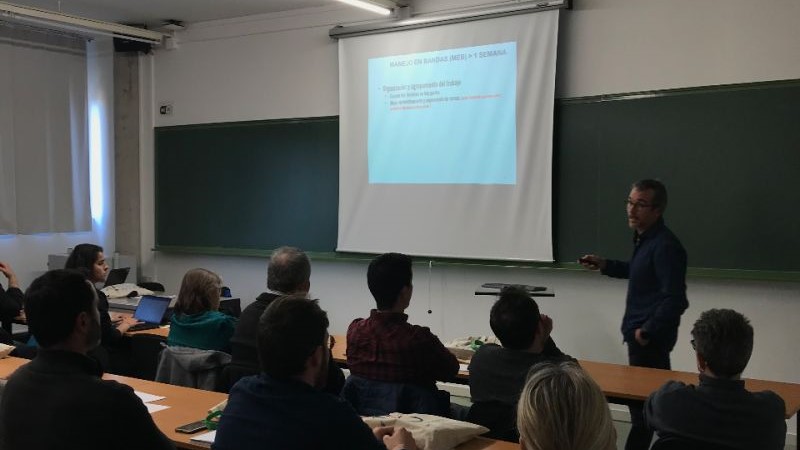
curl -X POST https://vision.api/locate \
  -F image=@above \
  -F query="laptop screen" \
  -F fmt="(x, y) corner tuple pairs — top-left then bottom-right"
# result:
(133, 295), (171, 324)
(104, 267), (130, 287)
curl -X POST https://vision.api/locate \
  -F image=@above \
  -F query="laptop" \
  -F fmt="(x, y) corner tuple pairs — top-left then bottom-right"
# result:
(127, 295), (171, 332)
(103, 267), (130, 288)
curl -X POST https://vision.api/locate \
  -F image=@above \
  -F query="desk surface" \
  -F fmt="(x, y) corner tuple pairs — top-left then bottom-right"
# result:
(0, 356), (518, 450)
(116, 311), (170, 338)
(127, 325), (170, 338)
(332, 335), (800, 420)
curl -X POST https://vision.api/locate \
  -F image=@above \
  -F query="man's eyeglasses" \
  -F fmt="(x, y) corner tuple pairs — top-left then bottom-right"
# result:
(625, 199), (656, 210)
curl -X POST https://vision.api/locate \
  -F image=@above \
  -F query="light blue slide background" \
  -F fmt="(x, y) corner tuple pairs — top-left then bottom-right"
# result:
(368, 42), (517, 184)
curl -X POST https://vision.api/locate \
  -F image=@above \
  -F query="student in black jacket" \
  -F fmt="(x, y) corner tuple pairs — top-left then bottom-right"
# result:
(0, 261), (23, 343)
(0, 269), (174, 450)
(227, 246), (344, 394)
(468, 286), (573, 441)
(214, 296), (415, 450)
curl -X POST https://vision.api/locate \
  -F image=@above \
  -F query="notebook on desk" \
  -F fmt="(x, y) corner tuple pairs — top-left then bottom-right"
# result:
(190, 430), (216, 446)
(127, 295), (171, 332)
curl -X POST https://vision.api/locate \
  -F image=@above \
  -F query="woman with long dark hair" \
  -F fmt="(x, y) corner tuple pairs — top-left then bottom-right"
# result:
(66, 243), (139, 372)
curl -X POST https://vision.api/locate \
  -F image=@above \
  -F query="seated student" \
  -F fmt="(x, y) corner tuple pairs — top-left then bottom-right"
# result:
(213, 295), (418, 450)
(644, 309), (786, 449)
(0, 261), (37, 359)
(227, 246), (344, 394)
(346, 253), (458, 414)
(65, 244), (139, 372)
(0, 270), (174, 450)
(0, 261), (23, 343)
(467, 285), (573, 440)
(517, 361), (616, 450)
(167, 268), (237, 352)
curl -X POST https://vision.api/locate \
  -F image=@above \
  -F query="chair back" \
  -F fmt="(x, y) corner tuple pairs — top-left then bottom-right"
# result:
(155, 345), (231, 392)
(219, 363), (259, 393)
(219, 297), (241, 317)
(130, 333), (167, 380)
(341, 375), (450, 417)
(465, 400), (518, 442)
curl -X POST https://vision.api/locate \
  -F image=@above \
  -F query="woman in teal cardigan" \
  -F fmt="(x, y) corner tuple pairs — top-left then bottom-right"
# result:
(167, 268), (237, 353)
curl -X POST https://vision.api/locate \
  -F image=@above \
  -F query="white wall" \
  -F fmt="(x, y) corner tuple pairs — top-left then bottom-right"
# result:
(143, 0), (800, 436)
(556, 0), (800, 98)
(0, 37), (116, 289)
(150, 252), (800, 382)
(152, 0), (800, 127)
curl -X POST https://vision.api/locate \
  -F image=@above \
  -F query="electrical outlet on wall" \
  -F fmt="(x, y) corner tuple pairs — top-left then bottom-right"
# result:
(159, 103), (173, 115)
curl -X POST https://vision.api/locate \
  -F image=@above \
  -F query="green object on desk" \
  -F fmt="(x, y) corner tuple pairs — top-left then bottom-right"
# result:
(470, 339), (484, 351)
(204, 410), (222, 431)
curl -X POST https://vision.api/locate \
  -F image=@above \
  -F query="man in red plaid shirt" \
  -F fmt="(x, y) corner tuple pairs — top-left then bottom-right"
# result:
(347, 253), (459, 388)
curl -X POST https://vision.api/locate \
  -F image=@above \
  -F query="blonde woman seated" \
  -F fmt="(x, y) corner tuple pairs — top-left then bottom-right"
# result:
(167, 268), (237, 352)
(517, 361), (616, 450)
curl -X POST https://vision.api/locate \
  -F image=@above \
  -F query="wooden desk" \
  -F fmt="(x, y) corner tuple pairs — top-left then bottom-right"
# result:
(113, 311), (170, 338)
(0, 356), (518, 450)
(0, 356), (27, 378)
(332, 335), (800, 445)
(456, 437), (518, 450)
(126, 324), (170, 338)
(105, 374), (226, 449)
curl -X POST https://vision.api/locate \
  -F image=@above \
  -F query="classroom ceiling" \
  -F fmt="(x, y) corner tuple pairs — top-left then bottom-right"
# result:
(6, 0), (335, 28)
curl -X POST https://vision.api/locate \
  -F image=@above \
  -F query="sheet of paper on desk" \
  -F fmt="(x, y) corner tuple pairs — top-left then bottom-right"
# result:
(145, 403), (170, 414)
(135, 391), (166, 403)
(191, 430), (216, 445)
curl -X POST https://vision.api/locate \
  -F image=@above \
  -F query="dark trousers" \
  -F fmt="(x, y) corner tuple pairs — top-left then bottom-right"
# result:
(625, 340), (671, 450)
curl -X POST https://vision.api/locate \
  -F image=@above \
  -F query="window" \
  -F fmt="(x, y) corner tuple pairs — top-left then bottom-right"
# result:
(0, 22), (90, 234)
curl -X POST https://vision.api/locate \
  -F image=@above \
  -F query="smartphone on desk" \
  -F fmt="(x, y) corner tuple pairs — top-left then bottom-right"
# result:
(175, 420), (207, 434)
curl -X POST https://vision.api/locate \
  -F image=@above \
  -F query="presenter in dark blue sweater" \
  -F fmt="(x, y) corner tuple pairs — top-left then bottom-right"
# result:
(580, 179), (688, 450)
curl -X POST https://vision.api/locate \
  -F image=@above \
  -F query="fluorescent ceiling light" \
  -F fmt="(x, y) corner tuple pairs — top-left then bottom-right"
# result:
(331, 0), (567, 39)
(337, 0), (395, 16)
(0, 1), (163, 44)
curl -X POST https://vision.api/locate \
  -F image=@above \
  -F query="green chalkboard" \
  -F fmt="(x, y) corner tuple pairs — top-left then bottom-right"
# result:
(554, 80), (800, 272)
(155, 117), (339, 252)
(154, 80), (800, 275)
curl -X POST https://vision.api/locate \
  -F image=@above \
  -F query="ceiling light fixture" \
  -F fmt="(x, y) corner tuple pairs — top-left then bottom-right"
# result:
(331, 0), (568, 39)
(0, 1), (163, 44)
(337, 0), (396, 16)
